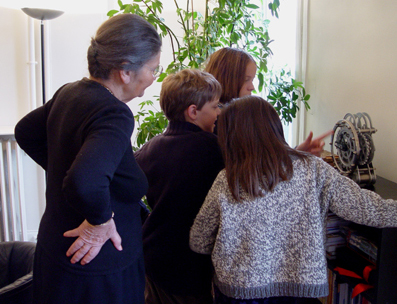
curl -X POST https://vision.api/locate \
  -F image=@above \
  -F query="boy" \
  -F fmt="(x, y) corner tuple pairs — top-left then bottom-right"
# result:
(135, 69), (224, 304)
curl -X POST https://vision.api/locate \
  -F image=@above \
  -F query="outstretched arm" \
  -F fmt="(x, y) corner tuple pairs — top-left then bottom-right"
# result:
(296, 130), (333, 157)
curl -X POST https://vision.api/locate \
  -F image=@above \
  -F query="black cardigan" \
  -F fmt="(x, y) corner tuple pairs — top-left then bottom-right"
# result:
(135, 121), (224, 296)
(15, 78), (148, 275)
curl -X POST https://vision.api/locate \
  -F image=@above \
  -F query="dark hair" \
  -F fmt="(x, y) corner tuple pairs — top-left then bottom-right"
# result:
(204, 47), (255, 104)
(217, 95), (308, 201)
(87, 14), (162, 79)
(160, 69), (222, 122)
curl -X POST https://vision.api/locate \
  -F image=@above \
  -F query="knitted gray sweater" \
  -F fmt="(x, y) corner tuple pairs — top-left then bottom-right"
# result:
(189, 155), (397, 299)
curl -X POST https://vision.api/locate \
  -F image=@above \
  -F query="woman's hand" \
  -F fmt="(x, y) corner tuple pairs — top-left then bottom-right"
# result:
(63, 218), (122, 265)
(296, 130), (333, 157)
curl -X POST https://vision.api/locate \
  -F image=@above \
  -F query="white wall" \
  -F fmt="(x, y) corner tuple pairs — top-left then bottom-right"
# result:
(0, 7), (30, 125)
(304, 0), (397, 183)
(0, 7), (40, 241)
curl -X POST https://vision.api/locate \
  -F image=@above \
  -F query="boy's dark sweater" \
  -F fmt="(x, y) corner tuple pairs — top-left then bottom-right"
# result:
(135, 120), (224, 296)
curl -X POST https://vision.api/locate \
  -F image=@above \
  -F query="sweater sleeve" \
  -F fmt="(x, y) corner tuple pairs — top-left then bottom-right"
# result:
(14, 85), (68, 170)
(317, 159), (397, 228)
(189, 171), (224, 254)
(62, 104), (135, 225)
(14, 103), (50, 170)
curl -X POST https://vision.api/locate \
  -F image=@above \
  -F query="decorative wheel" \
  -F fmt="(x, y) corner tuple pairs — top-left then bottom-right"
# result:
(358, 133), (375, 166)
(330, 112), (377, 186)
(331, 119), (360, 174)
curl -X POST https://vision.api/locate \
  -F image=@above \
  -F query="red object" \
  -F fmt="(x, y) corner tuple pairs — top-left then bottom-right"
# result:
(333, 266), (375, 299)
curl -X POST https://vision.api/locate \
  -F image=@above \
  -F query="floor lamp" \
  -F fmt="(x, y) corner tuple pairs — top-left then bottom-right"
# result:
(21, 8), (64, 105)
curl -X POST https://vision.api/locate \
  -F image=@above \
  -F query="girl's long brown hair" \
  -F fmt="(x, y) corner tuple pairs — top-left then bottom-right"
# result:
(217, 96), (308, 201)
(204, 47), (255, 105)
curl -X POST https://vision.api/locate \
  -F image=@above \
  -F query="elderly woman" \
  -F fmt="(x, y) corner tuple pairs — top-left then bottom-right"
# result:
(14, 14), (161, 304)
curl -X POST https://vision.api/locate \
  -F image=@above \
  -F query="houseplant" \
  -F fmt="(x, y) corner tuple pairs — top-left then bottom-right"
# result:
(108, 0), (310, 148)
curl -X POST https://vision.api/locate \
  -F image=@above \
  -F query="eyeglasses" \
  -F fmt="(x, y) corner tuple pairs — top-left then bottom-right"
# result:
(152, 65), (163, 78)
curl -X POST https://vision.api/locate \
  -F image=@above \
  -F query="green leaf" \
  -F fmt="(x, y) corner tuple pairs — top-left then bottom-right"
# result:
(258, 72), (264, 92)
(107, 10), (119, 17)
(157, 73), (167, 82)
(246, 4), (260, 9)
(230, 31), (240, 43)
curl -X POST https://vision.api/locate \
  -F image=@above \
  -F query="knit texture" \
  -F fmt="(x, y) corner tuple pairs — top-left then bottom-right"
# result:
(190, 155), (397, 299)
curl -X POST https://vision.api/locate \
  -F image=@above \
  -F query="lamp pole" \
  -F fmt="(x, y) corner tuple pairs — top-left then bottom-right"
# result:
(22, 8), (64, 105)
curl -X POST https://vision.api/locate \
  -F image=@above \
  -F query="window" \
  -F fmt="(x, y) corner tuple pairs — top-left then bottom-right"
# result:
(261, 0), (299, 146)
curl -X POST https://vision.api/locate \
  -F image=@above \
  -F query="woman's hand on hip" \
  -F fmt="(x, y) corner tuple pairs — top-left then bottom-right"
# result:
(63, 218), (122, 265)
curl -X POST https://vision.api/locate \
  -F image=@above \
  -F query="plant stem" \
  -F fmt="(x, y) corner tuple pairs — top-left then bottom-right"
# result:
(191, 0), (195, 37)
(173, 0), (194, 62)
(141, 1), (181, 61)
(204, 0), (209, 57)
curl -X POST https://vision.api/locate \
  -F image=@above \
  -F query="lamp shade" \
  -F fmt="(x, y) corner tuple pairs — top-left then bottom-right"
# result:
(21, 7), (64, 20)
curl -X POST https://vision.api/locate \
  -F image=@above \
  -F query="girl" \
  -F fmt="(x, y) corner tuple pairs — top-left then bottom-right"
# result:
(190, 96), (397, 304)
(204, 47), (331, 156)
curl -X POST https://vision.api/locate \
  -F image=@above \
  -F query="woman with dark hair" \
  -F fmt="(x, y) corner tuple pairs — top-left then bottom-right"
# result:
(14, 14), (162, 304)
(190, 96), (397, 304)
(204, 47), (331, 156)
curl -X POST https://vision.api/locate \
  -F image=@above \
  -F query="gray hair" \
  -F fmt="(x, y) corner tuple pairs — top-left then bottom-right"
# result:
(87, 14), (162, 79)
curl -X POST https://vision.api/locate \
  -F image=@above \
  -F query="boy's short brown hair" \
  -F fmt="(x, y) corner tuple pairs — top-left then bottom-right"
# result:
(160, 69), (222, 122)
